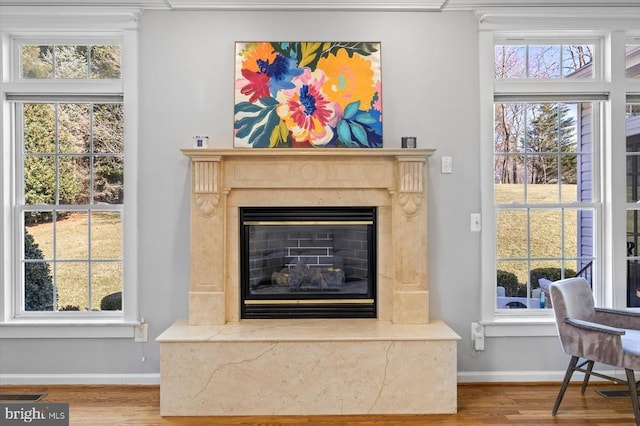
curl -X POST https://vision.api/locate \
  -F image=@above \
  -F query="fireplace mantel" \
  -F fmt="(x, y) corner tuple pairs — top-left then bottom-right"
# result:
(157, 147), (460, 417)
(181, 148), (435, 325)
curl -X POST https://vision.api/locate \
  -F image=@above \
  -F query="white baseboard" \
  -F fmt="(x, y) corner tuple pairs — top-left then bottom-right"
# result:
(458, 369), (627, 383)
(0, 373), (160, 385)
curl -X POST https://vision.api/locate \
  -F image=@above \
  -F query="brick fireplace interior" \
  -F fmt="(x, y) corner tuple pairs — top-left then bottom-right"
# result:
(157, 148), (460, 416)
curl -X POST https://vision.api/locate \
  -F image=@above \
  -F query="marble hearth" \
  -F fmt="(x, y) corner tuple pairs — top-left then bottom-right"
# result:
(157, 148), (460, 416)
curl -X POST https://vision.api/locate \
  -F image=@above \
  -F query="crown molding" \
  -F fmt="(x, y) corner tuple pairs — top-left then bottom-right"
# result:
(446, 0), (640, 8)
(0, 0), (638, 11)
(0, 5), (143, 30)
(474, 6), (640, 31)
(0, 0), (168, 6)
(163, 0), (446, 10)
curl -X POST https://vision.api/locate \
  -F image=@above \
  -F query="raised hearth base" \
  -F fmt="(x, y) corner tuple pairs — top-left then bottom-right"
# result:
(157, 319), (460, 416)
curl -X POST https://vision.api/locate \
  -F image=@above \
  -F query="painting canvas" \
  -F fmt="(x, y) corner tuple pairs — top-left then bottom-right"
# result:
(234, 42), (382, 148)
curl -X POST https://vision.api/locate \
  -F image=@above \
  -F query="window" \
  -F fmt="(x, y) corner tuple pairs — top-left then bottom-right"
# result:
(627, 44), (640, 79)
(494, 101), (597, 311)
(491, 40), (602, 316)
(19, 101), (123, 313)
(480, 30), (640, 332)
(627, 102), (640, 307)
(1, 19), (138, 335)
(495, 43), (595, 79)
(14, 42), (124, 317)
(19, 44), (121, 79)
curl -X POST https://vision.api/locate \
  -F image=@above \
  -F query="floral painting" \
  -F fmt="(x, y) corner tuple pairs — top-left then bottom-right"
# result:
(234, 42), (382, 148)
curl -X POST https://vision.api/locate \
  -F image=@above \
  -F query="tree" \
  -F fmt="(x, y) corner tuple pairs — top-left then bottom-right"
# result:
(20, 45), (53, 78)
(90, 45), (121, 78)
(21, 45), (123, 217)
(494, 103), (524, 184)
(93, 104), (124, 204)
(525, 103), (577, 184)
(494, 44), (584, 185)
(23, 104), (85, 224)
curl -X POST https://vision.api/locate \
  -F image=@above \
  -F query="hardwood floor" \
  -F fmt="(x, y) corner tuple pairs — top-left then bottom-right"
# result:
(0, 382), (638, 425)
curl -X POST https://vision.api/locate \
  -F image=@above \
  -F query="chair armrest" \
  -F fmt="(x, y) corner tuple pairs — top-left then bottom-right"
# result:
(565, 318), (625, 335)
(594, 308), (640, 330)
(560, 318), (627, 367)
(596, 307), (640, 318)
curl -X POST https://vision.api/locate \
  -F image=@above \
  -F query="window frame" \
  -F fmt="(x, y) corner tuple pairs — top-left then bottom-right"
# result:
(14, 99), (125, 319)
(0, 9), (140, 338)
(492, 99), (603, 314)
(480, 26), (640, 337)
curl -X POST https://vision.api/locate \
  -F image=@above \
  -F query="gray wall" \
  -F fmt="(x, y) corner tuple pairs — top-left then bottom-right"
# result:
(0, 9), (568, 378)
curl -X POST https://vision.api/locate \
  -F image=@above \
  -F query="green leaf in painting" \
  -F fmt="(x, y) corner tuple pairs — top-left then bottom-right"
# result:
(235, 102), (262, 114)
(343, 101), (360, 120)
(355, 113), (376, 124)
(322, 42), (380, 59)
(249, 123), (268, 147)
(235, 116), (257, 138)
(336, 120), (353, 144)
(260, 97), (279, 107)
(349, 122), (368, 144)
(234, 101), (280, 146)
(248, 109), (280, 148)
(299, 42), (321, 68)
(269, 120), (290, 147)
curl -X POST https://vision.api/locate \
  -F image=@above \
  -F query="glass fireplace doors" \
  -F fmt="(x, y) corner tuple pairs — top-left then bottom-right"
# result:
(240, 207), (377, 319)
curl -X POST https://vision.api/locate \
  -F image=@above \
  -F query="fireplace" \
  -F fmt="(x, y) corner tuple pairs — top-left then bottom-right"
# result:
(240, 206), (377, 318)
(157, 148), (460, 417)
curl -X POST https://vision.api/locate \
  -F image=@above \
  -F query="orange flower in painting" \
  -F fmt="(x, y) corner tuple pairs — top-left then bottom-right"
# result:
(241, 42), (277, 73)
(317, 48), (376, 112)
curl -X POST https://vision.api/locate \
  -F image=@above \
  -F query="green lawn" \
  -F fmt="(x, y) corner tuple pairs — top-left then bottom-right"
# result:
(24, 185), (575, 308)
(27, 212), (122, 310)
(495, 183), (580, 285)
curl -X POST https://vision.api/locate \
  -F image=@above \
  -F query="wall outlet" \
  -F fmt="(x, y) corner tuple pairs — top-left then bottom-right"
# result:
(135, 322), (148, 342)
(471, 322), (485, 351)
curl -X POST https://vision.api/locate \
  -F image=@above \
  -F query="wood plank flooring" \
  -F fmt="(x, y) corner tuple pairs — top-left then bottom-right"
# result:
(0, 382), (638, 425)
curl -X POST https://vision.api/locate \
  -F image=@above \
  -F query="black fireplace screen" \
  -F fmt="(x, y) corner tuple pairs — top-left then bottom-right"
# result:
(240, 207), (377, 319)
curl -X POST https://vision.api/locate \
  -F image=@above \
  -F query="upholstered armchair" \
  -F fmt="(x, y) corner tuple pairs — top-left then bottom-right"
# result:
(550, 277), (640, 425)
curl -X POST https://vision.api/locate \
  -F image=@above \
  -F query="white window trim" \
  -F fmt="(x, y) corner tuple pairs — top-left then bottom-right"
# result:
(0, 8), (140, 338)
(478, 12), (640, 337)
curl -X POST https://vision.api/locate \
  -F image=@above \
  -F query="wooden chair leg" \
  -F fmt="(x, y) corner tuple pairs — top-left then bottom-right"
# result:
(553, 355), (579, 416)
(581, 360), (594, 394)
(625, 369), (640, 426)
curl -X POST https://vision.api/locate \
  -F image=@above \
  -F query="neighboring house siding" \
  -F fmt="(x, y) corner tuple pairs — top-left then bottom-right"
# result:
(578, 103), (593, 271)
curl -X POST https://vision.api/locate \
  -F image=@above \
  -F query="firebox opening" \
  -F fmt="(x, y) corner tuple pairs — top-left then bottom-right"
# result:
(240, 206), (377, 319)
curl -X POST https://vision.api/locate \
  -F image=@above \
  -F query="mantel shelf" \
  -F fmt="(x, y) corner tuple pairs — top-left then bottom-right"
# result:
(181, 147), (436, 159)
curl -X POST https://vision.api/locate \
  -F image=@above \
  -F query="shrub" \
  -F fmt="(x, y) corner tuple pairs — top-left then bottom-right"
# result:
(497, 270), (526, 297)
(24, 229), (54, 311)
(530, 267), (577, 289)
(100, 292), (122, 311)
(59, 305), (80, 311)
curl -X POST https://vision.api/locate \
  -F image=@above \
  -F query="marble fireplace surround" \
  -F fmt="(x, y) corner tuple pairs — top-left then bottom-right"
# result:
(157, 148), (461, 416)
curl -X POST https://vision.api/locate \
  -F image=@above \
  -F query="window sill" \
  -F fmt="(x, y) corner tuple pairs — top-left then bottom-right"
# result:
(480, 317), (558, 337)
(0, 321), (138, 339)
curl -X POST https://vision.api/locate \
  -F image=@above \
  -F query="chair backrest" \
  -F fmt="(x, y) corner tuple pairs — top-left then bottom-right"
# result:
(550, 277), (596, 356)
(550, 277), (595, 321)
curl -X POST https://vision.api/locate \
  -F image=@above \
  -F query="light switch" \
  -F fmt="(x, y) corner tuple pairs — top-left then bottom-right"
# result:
(441, 156), (452, 174)
(470, 213), (481, 232)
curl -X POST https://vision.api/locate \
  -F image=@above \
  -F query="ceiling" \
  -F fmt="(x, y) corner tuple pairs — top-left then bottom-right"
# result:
(0, 0), (638, 11)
